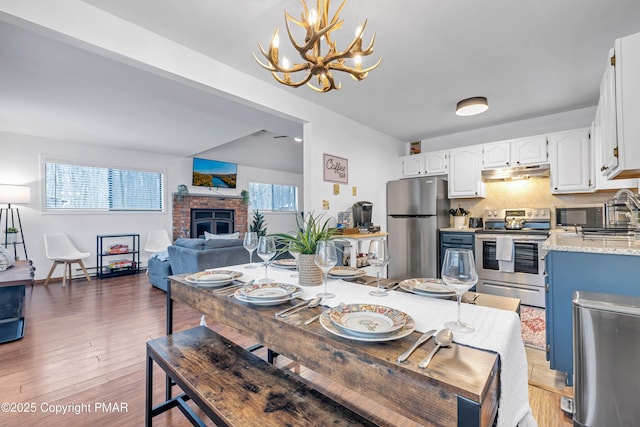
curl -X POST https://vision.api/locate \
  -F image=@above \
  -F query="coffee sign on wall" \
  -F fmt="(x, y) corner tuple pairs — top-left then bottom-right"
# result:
(323, 153), (348, 184)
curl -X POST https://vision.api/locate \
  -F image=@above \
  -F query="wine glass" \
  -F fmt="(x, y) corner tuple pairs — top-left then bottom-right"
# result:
(257, 236), (277, 282)
(288, 242), (300, 278)
(368, 239), (390, 297)
(441, 248), (478, 333)
(243, 232), (259, 269)
(314, 240), (337, 299)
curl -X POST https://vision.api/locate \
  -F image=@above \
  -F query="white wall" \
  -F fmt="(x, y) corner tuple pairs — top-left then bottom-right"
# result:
(0, 131), (304, 280)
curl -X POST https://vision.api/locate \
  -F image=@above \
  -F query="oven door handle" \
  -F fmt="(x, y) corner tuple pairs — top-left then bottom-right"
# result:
(475, 237), (547, 244)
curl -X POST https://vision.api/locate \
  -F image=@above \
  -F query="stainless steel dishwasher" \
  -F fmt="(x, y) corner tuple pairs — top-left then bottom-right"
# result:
(572, 291), (640, 426)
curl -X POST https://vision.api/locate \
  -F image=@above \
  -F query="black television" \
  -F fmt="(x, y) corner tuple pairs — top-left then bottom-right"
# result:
(192, 158), (238, 189)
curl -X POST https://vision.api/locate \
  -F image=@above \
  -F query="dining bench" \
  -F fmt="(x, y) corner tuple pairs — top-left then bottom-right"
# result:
(145, 326), (377, 427)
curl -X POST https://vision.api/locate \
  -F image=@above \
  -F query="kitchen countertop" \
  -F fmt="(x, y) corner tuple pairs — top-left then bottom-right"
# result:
(440, 227), (483, 232)
(543, 231), (640, 256)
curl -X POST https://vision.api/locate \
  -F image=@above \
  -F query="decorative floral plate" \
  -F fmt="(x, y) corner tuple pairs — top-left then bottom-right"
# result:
(399, 278), (455, 297)
(328, 266), (366, 278)
(328, 303), (408, 336)
(272, 259), (297, 269)
(320, 307), (415, 342)
(235, 282), (302, 300)
(233, 290), (302, 306)
(185, 269), (243, 286)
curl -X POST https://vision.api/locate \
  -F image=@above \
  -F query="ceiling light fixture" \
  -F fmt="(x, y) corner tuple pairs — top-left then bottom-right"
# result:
(253, 0), (381, 93)
(455, 97), (489, 116)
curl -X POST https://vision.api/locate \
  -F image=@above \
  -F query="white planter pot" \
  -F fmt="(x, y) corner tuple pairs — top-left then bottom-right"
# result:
(453, 216), (466, 229)
(5, 233), (17, 244)
(297, 254), (323, 286)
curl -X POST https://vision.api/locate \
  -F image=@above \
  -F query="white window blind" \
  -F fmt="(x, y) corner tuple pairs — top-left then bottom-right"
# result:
(249, 182), (297, 212)
(44, 162), (164, 212)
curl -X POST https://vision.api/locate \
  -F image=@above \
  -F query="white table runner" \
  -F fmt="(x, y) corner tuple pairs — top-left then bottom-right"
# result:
(218, 264), (537, 427)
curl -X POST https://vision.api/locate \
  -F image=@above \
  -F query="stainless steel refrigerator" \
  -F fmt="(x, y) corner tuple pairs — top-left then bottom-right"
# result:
(387, 177), (449, 280)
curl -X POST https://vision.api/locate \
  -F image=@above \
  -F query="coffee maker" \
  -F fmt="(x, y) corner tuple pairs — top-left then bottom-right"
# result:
(352, 201), (373, 228)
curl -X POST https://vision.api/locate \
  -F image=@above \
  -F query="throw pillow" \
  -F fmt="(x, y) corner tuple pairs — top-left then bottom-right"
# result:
(204, 231), (240, 240)
(0, 245), (15, 271)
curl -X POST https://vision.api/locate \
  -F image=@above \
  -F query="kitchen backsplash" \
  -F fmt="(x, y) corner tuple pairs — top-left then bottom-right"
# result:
(451, 177), (639, 227)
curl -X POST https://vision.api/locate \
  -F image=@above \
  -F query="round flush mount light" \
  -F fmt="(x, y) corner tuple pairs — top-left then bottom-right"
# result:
(456, 96), (489, 116)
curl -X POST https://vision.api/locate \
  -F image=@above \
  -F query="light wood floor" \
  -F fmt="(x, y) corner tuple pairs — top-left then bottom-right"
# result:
(0, 274), (573, 426)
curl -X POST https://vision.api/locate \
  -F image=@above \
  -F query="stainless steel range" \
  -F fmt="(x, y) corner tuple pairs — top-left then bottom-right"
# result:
(474, 208), (551, 307)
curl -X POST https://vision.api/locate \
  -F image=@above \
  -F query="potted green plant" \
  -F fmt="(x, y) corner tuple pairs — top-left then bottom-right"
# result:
(273, 212), (335, 285)
(250, 210), (267, 237)
(5, 227), (19, 244)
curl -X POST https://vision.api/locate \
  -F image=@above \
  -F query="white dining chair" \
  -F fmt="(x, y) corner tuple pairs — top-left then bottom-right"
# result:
(43, 233), (92, 287)
(144, 230), (172, 254)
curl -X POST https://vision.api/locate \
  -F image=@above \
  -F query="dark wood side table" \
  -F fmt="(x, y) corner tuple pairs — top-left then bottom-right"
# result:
(0, 260), (34, 343)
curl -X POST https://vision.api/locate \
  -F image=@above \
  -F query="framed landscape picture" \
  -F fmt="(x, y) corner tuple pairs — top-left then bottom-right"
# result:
(323, 153), (348, 183)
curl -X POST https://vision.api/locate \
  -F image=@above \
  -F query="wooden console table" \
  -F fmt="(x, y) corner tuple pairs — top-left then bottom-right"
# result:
(0, 260), (34, 343)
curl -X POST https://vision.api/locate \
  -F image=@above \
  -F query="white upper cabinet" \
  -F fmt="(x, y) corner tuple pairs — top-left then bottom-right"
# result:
(423, 150), (449, 175)
(399, 151), (449, 177)
(449, 146), (485, 198)
(400, 154), (424, 177)
(513, 137), (548, 166)
(593, 104), (638, 190)
(483, 141), (511, 168)
(549, 128), (594, 194)
(482, 137), (548, 169)
(599, 31), (640, 179)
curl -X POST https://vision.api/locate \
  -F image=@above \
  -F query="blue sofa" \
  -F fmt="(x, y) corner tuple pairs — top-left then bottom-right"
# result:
(148, 238), (249, 291)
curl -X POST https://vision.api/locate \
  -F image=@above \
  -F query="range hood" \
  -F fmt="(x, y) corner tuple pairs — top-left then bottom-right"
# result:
(481, 163), (550, 181)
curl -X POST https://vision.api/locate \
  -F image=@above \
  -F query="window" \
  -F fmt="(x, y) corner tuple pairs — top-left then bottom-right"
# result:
(44, 161), (164, 212)
(249, 182), (297, 212)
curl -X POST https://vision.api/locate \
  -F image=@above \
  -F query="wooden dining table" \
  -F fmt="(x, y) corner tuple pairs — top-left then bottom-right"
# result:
(165, 272), (509, 427)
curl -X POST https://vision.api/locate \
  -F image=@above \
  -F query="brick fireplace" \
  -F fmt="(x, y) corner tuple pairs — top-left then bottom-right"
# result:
(172, 194), (248, 240)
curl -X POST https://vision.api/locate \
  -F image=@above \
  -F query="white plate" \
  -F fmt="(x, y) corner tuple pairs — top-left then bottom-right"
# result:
(233, 291), (301, 306)
(399, 278), (455, 296)
(235, 282), (301, 300)
(320, 309), (415, 342)
(186, 269), (243, 283)
(328, 304), (407, 337)
(328, 266), (366, 278)
(272, 259), (297, 269)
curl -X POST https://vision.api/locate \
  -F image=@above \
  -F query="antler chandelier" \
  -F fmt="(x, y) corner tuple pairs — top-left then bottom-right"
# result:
(253, 0), (381, 93)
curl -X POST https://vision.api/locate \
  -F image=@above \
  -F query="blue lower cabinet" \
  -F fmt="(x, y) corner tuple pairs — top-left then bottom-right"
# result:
(546, 250), (640, 385)
(439, 231), (475, 280)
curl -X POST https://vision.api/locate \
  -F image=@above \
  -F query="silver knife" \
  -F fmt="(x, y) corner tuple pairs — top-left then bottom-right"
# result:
(396, 329), (436, 363)
(275, 298), (311, 318)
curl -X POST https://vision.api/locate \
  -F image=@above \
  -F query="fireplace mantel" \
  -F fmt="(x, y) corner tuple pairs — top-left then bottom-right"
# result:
(172, 193), (243, 200)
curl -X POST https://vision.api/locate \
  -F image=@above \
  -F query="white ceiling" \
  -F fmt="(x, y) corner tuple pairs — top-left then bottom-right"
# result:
(2, 1), (640, 171)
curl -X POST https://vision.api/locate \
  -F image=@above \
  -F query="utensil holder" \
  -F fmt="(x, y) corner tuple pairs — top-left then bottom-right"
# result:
(453, 216), (466, 229)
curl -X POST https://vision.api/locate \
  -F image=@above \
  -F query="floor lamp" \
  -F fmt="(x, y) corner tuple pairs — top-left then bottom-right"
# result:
(0, 184), (31, 260)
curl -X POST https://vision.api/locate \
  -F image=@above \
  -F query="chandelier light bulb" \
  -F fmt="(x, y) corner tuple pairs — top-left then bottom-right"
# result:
(271, 33), (280, 48)
(355, 24), (363, 37)
(308, 9), (317, 25)
(354, 54), (362, 66)
(282, 57), (289, 69)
